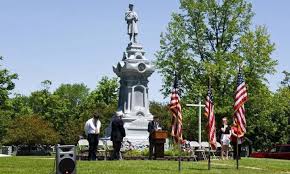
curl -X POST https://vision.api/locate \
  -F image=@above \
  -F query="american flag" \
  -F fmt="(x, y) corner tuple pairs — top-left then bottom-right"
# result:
(204, 83), (217, 150)
(169, 79), (183, 143)
(234, 69), (248, 134)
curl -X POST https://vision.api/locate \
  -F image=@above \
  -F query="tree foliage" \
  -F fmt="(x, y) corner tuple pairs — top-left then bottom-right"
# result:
(0, 57), (18, 143)
(155, 0), (281, 149)
(0, 75), (119, 145)
(149, 101), (172, 131)
(281, 70), (290, 89)
(3, 115), (59, 145)
(78, 76), (119, 137)
(0, 57), (18, 107)
(54, 83), (89, 109)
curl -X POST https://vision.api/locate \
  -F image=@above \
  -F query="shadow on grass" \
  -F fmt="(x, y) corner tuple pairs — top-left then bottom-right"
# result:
(148, 167), (177, 172)
(187, 165), (233, 171)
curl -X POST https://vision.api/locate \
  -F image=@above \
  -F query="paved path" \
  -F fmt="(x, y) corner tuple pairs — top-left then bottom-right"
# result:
(0, 154), (11, 157)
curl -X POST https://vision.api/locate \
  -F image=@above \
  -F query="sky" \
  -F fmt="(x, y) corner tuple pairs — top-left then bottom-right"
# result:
(0, 0), (289, 102)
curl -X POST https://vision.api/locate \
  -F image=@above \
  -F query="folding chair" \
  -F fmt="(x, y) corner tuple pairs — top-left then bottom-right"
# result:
(97, 140), (106, 160)
(77, 139), (89, 160)
(190, 141), (207, 160)
(189, 141), (198, 161)
(201, 141), (217, 159)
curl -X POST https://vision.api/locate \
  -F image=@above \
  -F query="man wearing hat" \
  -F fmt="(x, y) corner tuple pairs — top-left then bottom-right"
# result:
(147, 115), (162, 159)
(125, 4), (138, 43)
(84, 112), (101, 161)
(111, 111), (126, 160)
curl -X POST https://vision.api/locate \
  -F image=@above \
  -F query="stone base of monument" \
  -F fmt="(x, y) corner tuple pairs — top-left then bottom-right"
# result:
(122, 117), (152, 149)
(104, 117), (153, 150)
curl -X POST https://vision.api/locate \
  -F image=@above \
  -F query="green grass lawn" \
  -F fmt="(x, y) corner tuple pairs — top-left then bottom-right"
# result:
(0, 157), (289, 174)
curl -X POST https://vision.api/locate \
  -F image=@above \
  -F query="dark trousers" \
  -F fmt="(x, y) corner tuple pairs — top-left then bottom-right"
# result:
(149, 141), (155, 160)
(232, 142), (242, 160)
(87, 134), (99, 161)
(112, 141), (122, 160)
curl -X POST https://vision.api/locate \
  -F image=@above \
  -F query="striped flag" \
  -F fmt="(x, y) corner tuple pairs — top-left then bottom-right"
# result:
(204, 83), (217, 150)
(169, 80), (183, 143)
(234, 68), (248, 134)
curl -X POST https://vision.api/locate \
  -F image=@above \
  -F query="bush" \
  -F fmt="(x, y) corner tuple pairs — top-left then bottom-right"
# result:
(164, 146), (190, 156)
(141, 148), (149, 156)
(61, 120), (83, 145)
(3, 115), (60, 146)
(124, 150), (142, 157)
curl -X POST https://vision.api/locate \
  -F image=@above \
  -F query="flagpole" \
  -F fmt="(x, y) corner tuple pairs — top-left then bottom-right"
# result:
(208, 143), (211, 170)
(207, 77), (211, 170)
(236, 137), (239, 169)
(178, 138), (181, 172)
(172, 72), (181, 172)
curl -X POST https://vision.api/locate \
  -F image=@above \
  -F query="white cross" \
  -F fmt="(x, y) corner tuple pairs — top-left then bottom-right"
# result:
(186, 98), (205, 146)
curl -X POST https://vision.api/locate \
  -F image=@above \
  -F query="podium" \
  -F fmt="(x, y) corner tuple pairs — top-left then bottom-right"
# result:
(152, 130), (168, 158)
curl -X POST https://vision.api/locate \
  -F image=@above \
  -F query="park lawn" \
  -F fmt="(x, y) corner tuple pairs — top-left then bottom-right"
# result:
(0, 157), (289, 174)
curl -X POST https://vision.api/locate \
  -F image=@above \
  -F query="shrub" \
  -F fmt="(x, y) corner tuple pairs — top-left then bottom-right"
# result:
(3, 115), (60, 146)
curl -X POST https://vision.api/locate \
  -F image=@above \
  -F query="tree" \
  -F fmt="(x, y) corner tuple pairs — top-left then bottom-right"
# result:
(61, 120), (83, 145)
(29, 89), (70, 130)
(54, 83), (89, 109)
(281, 70), (290, 89)
(0, 57), (18, 143)
(79, 76), (119, 137)
(155, 0), (277, 148)
(7, 94), (33, 118)
(149, 102), (172, 131)
(0, 57), (18, 107)
(3, 115), (59, 146)
(28, 81), (72, 143)
(91, 76), (119, 105)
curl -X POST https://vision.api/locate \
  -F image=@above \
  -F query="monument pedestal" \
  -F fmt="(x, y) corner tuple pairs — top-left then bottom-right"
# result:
(112, 43), (155, 146)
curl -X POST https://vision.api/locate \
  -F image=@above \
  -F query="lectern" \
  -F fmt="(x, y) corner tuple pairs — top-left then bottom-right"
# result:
(152, 130), (168, 158)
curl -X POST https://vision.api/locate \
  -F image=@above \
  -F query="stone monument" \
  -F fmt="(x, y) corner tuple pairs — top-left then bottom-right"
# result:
(112, 4), (155, 144)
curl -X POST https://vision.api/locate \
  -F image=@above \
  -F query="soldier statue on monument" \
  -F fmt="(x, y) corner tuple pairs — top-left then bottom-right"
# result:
(125, 4), (138, 43)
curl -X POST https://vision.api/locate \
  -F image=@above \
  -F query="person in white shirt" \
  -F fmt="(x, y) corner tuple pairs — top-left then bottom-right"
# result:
(84, 112), (101, 161)
(220, 117), (231, 160)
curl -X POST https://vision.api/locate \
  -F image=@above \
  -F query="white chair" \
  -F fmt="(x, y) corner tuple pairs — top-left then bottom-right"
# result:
(106, 140), (113, 151)
(188, 142), (198, 161)
(201, 141), (217, 159)
(97, 140), (106, 159)
(200, 142), (209, 148)
(77, 139), (89, 160)
(190, 141), (200, 149)
(105, 140), (114, 159)
(190, 141), (207, 160)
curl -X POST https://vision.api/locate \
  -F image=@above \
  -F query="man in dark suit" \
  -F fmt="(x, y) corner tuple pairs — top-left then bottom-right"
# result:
(147, 115), (162, 159)
(111, 111), (126, 160)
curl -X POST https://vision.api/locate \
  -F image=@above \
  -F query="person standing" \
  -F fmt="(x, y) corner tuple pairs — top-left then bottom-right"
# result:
(220, 117), (231, 160)
(111, 111), (126, 160)
(147, 115), (162, 160)
(84, 112), (101, 161)
(231, 118), (244, 160)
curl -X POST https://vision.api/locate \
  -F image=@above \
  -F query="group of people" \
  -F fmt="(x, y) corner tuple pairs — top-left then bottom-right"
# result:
(220, 117), (244, 160)
(84, 111), (126, 161)
(84, 110), (243, 161)
(84, 112), (162, 161)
